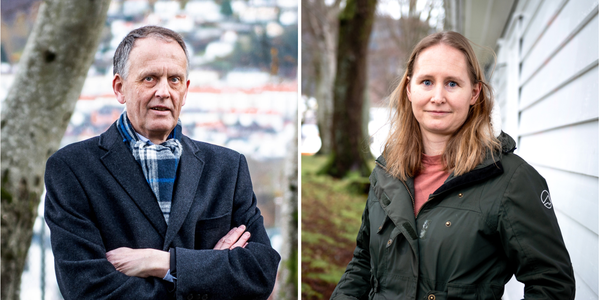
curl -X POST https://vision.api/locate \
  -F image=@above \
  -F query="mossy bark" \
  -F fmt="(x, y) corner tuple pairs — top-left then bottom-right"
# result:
(320, 0), (377, 178)
(0, 1), (110, 299)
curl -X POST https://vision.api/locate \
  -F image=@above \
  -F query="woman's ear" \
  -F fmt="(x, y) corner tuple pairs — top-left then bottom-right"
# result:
(470, 81), (481, 105)
(406, 77), (412, 101)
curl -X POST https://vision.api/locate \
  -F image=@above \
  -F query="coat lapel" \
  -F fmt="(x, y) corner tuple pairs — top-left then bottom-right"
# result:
(99, 124), (168, 238)
(163, 136), (204, 249)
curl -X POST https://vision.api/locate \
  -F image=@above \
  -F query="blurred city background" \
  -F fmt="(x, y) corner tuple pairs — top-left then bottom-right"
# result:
(1, 0), (297, 299)
(300, 0), (598, 299)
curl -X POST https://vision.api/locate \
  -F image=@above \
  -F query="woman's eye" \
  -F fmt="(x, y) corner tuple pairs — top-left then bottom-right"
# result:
(423, 80), (432, 86)
(448, 81), (458, 88)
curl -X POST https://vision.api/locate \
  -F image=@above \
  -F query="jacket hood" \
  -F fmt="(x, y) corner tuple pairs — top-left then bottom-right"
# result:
(498, 131), (516, 154)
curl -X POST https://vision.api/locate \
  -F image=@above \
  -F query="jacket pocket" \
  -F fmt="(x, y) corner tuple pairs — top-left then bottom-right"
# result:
(194, 213), (231, 249)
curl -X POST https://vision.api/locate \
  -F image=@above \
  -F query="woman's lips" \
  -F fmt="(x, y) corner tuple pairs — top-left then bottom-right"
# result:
(426, 110), (451, 116)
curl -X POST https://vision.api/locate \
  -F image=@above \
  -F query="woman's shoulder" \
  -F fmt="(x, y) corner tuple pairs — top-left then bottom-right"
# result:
(494, 132), (542, 178)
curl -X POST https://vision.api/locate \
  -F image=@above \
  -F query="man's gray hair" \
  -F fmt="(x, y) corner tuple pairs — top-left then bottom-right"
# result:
(113, 25), (189, 79)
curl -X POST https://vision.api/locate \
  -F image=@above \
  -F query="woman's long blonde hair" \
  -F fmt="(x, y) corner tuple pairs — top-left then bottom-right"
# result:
(383, 31), (500, 180)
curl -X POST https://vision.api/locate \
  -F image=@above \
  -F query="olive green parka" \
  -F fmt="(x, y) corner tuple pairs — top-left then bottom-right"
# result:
(331, 132), (575, 300)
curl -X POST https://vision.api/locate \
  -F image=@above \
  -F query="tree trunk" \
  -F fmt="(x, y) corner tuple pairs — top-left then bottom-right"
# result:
(313, 48), (333, 155)
(1, 1), (110, 299)
(313, 13), (337, 155)
(278, 118), (298, 299)
(321, 0), (377, 178)
(302, 0), (341, 155)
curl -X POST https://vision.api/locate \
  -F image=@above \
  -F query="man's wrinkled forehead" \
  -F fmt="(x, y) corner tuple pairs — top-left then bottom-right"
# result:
(126, 36), (189, 77)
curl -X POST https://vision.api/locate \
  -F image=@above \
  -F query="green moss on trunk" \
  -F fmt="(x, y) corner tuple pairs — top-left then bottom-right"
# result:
(320, 0), (377, 179)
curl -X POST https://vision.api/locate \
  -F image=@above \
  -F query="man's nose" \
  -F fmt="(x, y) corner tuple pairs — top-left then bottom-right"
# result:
(155, 77), (170, 99)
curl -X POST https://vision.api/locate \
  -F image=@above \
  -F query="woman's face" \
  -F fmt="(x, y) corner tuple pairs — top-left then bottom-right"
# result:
(407, 44), (480, 142)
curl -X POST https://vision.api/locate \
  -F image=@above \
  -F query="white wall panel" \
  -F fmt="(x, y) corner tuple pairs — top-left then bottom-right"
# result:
(534, 165), (598, 234)
(573, 272), (598, 300)
(520, 0), (563, 58)
(519, 15), (598, 110)
(494, 35), (521, 137)
(502, 276), (524, 300)
(518, 121), (598, 177)
(555, 210), (599, 295)
(519, 67), (598, 135)
(521, 0), (599, 83)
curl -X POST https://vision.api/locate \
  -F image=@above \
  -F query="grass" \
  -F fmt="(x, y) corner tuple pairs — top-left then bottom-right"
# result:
(301, 155), (370, 300)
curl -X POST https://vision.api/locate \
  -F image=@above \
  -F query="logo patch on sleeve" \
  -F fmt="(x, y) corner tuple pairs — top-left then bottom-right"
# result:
(540, 190), (552, 209)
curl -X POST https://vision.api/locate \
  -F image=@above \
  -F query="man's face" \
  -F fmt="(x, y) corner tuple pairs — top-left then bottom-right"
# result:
(113, 37), (189, 144)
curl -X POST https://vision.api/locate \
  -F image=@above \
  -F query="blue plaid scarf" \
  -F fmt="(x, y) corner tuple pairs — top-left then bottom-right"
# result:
(116, 111), (182, 224)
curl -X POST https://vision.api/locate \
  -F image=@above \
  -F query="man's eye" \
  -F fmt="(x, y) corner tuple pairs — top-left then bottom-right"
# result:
(170, 77), (180, 83)
(144, 76), (153, 82)
(423, 80), (432, 86)
(448, 81), (458, 88)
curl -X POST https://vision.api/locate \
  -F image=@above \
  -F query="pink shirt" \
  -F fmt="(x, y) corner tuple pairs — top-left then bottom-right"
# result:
(413, 154), (450, 216)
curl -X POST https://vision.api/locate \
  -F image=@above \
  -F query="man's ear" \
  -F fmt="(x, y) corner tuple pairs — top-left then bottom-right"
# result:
(181, 79), (190, 106)
(113, 74), (126, 104)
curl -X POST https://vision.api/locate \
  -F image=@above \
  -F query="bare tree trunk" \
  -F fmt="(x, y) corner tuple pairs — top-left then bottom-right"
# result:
(321, 0), (377, 178)
(1, 1), (110, 299)
(313, 10), (337, 156)
(302, 0), (342, 155)
(278, 119), (298, 299)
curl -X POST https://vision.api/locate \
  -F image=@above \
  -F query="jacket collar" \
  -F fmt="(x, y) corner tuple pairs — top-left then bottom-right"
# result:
(435, 131), (514, 197)
(98, 123), (205, 249)
(376, 131), (516, 196)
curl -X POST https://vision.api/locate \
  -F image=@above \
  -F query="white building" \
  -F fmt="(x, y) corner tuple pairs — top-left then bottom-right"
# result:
(447, 0), (598, 299)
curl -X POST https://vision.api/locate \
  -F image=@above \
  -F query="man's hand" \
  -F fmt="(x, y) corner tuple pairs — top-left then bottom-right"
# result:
(106, 225), (250, 278)
(106, 247), (169, 278)
(213, 225), (251, 250)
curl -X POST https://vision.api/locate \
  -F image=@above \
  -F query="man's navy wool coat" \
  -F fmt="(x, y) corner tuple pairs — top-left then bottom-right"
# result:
(45, 123), (280, 300)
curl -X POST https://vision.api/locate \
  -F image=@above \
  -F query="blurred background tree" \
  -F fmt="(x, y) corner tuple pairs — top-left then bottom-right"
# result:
(320, 0), (378, 178)
(301, 0), (342, 155)
(1, 1), (111, 299)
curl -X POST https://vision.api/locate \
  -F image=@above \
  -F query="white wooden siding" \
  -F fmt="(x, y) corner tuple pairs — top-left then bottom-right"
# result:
(519, 122), (599, 176)
(519, 16), (598, 111)
(519, 68), (598, 135)
(491, 0), (599, 299)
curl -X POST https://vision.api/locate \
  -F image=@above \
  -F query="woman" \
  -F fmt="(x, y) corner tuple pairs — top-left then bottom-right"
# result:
(330, 31), (575, 300)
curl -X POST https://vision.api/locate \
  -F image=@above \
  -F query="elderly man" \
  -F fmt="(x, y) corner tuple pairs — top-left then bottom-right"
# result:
(44, 26), (280, 300)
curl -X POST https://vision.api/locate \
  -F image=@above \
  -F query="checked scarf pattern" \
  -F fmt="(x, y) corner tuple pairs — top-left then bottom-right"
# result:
(116, 111), (182, 224)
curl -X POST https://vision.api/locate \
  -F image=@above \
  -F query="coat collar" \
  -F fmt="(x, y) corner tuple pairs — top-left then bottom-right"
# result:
(98, 123), (205, 249)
